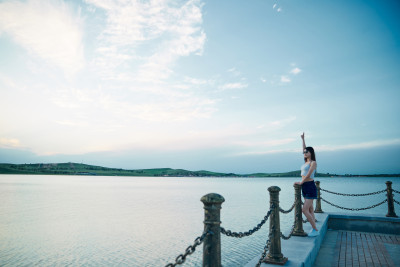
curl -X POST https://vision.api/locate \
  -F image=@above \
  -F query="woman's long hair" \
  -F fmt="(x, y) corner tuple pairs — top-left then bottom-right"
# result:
(304, 146), (316, 162)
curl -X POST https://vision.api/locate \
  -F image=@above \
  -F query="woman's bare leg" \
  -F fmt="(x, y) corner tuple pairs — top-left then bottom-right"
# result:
(309, 204), (316, 223)
(302, 199), (317, 230)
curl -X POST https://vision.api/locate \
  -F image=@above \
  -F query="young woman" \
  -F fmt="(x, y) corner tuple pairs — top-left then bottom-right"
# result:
(294, 132), (319, 237)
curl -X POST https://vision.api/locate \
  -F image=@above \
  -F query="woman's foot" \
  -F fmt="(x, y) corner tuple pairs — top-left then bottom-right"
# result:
(308, 228), (319, 237)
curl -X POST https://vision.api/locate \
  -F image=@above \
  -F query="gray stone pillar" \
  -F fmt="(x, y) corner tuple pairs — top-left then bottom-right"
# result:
(201, 193), (225, 267)
(264, 186), (288, 265)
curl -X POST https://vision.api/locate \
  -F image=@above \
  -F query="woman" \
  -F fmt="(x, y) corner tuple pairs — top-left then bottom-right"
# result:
(294, 132), (319, 237)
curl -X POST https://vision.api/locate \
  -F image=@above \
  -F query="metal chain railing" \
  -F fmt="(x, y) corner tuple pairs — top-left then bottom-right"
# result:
(255, 231), (273, 267)
(303, 218), (318, 223)
(165, 230), (213, 267)
(321, 198), (387, 211)
(320, 188), (386, 197)
(279, 200), (296, 214)
(221, 205), (274, 238)
(280, 223), (296, 240)
(391, 188), (399, 206)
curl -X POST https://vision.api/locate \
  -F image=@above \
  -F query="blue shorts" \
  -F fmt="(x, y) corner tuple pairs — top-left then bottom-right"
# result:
(302, 180), (317, 199)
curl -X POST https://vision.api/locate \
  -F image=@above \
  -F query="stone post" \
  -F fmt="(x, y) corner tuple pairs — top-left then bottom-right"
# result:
(201, 193), (225, 267)
(264, 186), (288, 265)
(314, 180), (323, 213)
(292, 184), (307, 236)
(385, 181), (398, 218)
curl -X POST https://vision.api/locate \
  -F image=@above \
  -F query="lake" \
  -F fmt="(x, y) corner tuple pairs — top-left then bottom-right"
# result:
(1, 175), (399, 266)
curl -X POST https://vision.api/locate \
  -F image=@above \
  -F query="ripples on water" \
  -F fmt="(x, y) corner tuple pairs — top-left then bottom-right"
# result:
(0, 175), (398, 266)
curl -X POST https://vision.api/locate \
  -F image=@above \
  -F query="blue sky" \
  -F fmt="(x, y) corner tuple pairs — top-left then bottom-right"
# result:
(0, 0), (399, 174)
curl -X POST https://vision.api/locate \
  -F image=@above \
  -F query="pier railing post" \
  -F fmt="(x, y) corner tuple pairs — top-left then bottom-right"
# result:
(292, 184), (307, 236)
(201, 193), (225, 267)
(315, 180), (323, 213)
(264, 186), (288, 265)
(385, 181), (398, 218)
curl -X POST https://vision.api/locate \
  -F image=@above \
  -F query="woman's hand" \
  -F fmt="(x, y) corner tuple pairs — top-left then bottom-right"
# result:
(301, 132), (305, 140)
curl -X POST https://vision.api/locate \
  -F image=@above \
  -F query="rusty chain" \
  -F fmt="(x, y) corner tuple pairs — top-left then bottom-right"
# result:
(321, 198), (387, 211)
(255, 231), (273, 267)
(165, 230), (212, 267)
(221, 205), (274, 238)
(280, 223), (296, 240)
(303, 218), (318, 223)
(320, 188), (386, 197)
(279, 200), (296, 214)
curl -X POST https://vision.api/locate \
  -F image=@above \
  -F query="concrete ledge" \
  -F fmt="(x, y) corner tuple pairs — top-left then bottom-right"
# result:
(245, 213), (329, 267)
(327, 212), (400, 234)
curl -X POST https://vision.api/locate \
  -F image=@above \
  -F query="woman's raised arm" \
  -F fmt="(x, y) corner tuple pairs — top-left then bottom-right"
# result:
(301, 132), (306, 151)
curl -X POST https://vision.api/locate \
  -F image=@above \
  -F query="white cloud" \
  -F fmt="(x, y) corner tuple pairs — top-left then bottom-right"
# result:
(51, 85), (218, 123)
(184, 77), (209, 86)
(55, 120), (87, 127)
(290, 67), (302, 75)
(228, 67), (241, 76)
(219, 82), (248, 90)
(87, 0), (206, 83)
(0, 0), (85, 75)
(0, 73), (18, 89)
(114, 98), (218, 122)
(0, 137), (22, 148)
(229, 148), (298, 157)
(316, 139), (400, 151)
(272, 4), (282, 12)
(234, 138), (296, 148)
(280, 75), (291, 83)
(229, 138), (400, 157)
(269, 116), (297, 127)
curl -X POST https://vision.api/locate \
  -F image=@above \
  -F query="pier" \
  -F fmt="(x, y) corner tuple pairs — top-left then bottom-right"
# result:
(245, 213), (400, 267)
(165, 181), (400, 267)
(316, 229), (400, 267)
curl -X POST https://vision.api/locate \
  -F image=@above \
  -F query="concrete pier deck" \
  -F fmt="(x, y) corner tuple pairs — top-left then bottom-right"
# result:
(245, 213), (329, 267)
(245, 213), (400, 267)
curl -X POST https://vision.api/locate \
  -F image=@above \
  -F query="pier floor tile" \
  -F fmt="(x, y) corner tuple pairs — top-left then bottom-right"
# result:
(314, 230), (400, 267)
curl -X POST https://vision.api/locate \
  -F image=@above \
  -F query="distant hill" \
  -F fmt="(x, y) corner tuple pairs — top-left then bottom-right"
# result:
(0, 163), (242, 177)
(0, 163), (398, 177)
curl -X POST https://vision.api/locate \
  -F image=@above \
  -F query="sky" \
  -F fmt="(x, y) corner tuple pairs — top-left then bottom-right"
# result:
(0, 0), (399, 175)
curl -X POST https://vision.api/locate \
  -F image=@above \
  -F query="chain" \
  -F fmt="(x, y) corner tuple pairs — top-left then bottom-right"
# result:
(393, 189), (400, 194)
(165, 231), (212, 267)
(320, 188), (386, 197)
(394, 199), (400, 205)
(221, 205), (274, 238)
(303, 218), (318, 223)
(279, 200), (296, 214)
(280, 223), (295, 240)
(255, 231), (273, 267)
(321, 198), (387, 211)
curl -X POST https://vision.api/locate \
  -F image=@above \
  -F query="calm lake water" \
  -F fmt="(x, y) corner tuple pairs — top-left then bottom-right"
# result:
(1, 175), (399, 266)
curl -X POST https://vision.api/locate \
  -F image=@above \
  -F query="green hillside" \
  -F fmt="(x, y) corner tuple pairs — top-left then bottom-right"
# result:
(0, 162), (397, 177)
(0, 163), (240, 177)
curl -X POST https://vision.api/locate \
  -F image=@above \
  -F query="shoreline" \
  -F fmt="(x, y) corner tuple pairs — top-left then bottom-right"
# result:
(1, 162), (399, 178)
